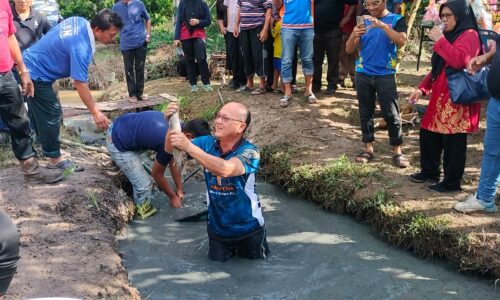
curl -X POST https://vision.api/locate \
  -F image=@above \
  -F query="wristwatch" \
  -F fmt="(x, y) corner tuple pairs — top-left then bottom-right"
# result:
(18, 69), (30, 75)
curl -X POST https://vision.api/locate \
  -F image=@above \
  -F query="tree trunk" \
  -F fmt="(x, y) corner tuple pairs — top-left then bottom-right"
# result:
(396, 0), (423, 71)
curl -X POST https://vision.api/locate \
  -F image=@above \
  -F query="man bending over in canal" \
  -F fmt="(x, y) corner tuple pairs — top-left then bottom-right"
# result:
(166, 102), (269, 262)
(107, 110), (210, 214)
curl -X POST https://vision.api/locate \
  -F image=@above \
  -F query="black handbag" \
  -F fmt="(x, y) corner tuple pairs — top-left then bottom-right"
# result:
(446, 66), (490, 104)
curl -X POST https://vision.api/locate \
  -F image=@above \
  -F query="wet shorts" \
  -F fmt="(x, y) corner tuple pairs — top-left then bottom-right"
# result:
(207, 226), (269, 262)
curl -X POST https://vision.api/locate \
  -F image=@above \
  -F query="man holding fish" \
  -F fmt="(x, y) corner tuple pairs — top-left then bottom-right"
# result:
(166, 102), (269, 262)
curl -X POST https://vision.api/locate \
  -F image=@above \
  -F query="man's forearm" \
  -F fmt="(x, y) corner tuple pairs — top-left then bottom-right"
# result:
(346, 34), (359, 54)
(264, 8), (271, 31)
(74, 81), (99, 115)
(383, 26), (406, 47)
(185, 143), (244, 177)
(146, 20), (151, 35)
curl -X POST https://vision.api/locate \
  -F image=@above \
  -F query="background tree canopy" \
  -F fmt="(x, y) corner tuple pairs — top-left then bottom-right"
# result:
(58, 0), (175, 24)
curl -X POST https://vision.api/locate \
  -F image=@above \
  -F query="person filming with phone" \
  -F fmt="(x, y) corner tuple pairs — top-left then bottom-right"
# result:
(346, 0), (409, 168)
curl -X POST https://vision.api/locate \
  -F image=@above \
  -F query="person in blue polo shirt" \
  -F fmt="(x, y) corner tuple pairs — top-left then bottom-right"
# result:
(112, 0), (151, 102)
(22, 10), (123, 172)
(166, 102), (269, 262)
(346, 0), (409, 168)
(107, 110), (210, 211)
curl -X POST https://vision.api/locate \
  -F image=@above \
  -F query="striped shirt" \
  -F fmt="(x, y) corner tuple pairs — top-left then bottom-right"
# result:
(237, 0), (272, 30)
(282, 0), (314, 29)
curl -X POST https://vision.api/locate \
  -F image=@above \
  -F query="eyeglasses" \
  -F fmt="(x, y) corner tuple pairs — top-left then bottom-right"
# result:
(440, 13), (454, 21)
(363, 1), (382, 9)
(215, 113), (245, 124)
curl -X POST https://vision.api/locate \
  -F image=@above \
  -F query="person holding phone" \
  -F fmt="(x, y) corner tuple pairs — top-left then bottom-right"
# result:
(113, 0), (151, 102)
(173, 0), (212, 93)
(346, 0), (409, 168)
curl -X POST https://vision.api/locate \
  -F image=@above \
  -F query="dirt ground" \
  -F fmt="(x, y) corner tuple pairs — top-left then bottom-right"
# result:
(0, 149), (140, 299)
(0, 59), (498, 299)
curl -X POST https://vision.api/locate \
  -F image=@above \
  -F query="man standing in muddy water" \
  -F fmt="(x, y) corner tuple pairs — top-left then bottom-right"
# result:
(166, 102), (269, 262)
(22, 10), (123, 172)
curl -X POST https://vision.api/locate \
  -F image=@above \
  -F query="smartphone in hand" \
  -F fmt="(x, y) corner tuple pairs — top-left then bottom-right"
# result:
(356, 16), (365, 27)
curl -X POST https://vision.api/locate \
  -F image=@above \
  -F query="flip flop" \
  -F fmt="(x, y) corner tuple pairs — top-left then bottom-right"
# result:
(280, 95), (292, 108)
(46, 159), (84, 172)
(236, 86), (252, 93)
(251, 87), (266, 95)
(305, 94), (318, 104)
(392, 154), (409, 168)
(355, 151), (374, 163)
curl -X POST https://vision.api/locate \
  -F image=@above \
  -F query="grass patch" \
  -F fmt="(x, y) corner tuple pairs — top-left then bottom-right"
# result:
(261, 144), (500, 279)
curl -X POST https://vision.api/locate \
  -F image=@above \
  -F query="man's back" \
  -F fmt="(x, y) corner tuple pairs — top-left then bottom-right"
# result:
(112, 111), (172, 166)
(22, 16), (94, 83)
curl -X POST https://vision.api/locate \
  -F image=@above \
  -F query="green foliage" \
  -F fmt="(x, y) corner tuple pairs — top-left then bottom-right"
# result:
(58, 0), (174, 24)
(58, 0), (114, 19)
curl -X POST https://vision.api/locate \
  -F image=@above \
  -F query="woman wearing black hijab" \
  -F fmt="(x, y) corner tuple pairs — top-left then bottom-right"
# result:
(407, 0), (482, 193)
(174, 0), (212, 92)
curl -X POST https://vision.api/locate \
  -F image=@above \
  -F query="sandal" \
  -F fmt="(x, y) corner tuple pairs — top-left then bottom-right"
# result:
(46, 159), (84, 172)
(280, 95), (292, 108)
(392, 154), (409, 168)
(355, 151), (374, 163)
(305, 94), (317, 104)
(251, 87), (266, 95)
(236, 85), (252, 93)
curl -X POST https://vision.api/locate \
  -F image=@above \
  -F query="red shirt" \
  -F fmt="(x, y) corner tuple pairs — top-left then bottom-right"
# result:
(418, 30), (482, 134)
(341, 4), (357, 35)
(0, 0), (16, 72)
(179, 23), (206, 41)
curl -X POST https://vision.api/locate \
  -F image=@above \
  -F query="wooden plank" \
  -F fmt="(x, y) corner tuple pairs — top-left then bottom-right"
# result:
(62, 94), (166, 117)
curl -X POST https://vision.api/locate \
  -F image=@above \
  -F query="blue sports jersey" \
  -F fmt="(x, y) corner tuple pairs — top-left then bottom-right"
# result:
(192, 135), (264, 237)
(23, 17), (95, 83)
(111, 111), (172, 166)
(355, 13), (406, 76)
(281, 0), (314, 29)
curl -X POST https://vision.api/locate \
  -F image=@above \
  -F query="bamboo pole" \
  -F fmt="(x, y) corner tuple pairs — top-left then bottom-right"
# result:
(396, 0), (423, 72)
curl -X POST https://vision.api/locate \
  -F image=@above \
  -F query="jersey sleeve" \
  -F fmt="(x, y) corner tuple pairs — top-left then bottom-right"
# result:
(235, 145), (260, 175)
(156, 149), (173, 166)
(393, 16), (407, 33)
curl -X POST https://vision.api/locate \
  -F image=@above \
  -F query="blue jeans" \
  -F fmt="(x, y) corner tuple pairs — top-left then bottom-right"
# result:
(280, 28), (314, 83)
(107, 126), (152, 205)
(476, 98), (500, 204)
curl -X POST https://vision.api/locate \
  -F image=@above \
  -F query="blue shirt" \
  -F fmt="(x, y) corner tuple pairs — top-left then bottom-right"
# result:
(192, 136), (264, 237)
(281, 0), (314, 29)
(111, 111), (172, 166)
(23, 17), (95, 83)
(355, 13), (406, 76)
(112, 0), (150, 51)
